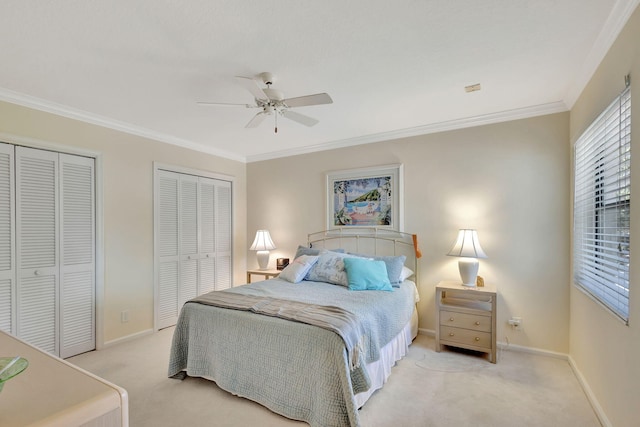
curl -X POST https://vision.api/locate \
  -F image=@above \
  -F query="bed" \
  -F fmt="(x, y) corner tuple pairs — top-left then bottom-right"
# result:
(168, 229), (421, 427)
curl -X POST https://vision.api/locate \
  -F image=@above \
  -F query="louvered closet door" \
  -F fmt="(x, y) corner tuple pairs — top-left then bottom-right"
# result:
(59, 154), (95, 358)
(156, 168), (233, 329)
(215, 181), (232, 290)
(15, 147), (59, 355)
(0, 143), (15, 333)
(157, 171), (180, 328)
(179, 175), (199, 307)
(198, 178), (216, 294)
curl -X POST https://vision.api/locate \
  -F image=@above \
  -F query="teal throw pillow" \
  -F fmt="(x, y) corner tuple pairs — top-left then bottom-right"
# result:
(343, 257), (393, 291)
(348, 253), (406, 287)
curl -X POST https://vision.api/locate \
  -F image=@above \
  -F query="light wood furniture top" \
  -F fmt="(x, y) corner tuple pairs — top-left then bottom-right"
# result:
(246, 269), (280, 283)
(435, 280), (497, 363)
(0, 330), (129, 426)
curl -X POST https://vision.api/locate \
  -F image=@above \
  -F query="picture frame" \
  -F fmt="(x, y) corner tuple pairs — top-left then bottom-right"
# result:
(326, 164), (404, 231)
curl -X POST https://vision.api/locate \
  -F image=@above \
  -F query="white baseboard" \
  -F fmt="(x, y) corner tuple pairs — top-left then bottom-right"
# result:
(497, 341), (568, 360)
(417, 327), (435, 337)
(102, 328), (154, 348)
(568, 355), (611, 427)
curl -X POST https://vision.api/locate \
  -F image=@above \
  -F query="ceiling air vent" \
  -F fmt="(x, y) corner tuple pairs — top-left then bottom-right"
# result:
(464, 83), (481, 93)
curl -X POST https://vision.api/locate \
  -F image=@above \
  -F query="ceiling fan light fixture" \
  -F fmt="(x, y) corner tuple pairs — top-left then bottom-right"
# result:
(198, 72), (332, 131)
(258, 72), (275, 86)
(263, 88), (284, 101)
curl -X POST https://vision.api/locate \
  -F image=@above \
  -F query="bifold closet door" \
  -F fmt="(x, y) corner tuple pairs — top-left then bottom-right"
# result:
(156, 170), (232, 329)
(179, 175), (199, 308)
(199, 178), (216, 294)
(197, 178), (232, 294)
(15, 147), (60, 355)
(0, 143), (15, 333)
(0, 145), (94, 357)
(157, 171), (180, 329)
(59, 154), (95, 358)
(214, 181), (232, 291)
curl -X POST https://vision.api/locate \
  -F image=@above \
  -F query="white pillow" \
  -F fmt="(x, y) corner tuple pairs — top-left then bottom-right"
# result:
(399, 266), (414, 282)
(305, 251), (360, 287)
(278, 255), (320, 283)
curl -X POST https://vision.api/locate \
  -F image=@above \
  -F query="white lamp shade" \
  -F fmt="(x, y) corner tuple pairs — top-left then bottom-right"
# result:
(250, 230), (276, 251)
(446, 229), (487, 259)
(250, 230), (276, 270)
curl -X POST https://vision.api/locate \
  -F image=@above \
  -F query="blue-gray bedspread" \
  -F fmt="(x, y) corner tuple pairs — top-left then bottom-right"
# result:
(168, 278), (418, 427)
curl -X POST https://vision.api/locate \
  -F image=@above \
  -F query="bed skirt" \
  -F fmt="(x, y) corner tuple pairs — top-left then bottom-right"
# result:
(355, 308), (418, 408)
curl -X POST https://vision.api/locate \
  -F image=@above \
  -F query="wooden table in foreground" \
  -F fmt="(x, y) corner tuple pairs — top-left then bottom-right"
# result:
(0, 330), (129, 426)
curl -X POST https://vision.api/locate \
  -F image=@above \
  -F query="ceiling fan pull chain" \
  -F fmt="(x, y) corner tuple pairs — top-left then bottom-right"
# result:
(275, 110), (278, 133)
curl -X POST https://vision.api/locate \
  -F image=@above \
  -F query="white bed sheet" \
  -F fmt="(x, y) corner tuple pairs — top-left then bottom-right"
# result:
(355, 304), (418, 408)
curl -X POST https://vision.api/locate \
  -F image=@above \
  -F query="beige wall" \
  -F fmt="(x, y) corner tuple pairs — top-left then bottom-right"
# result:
(248, 112), (570, 353)
(569, 7), (640, 427)
(0, 101), (247, 344)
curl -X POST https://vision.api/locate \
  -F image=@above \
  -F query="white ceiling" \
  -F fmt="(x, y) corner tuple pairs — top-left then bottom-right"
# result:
(0, 1), (637, 162)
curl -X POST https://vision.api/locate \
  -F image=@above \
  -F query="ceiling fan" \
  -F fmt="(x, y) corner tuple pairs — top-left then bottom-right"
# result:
(198, 72), (333, 133)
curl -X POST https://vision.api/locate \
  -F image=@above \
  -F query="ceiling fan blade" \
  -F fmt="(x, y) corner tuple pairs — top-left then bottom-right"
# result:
(245, 111), (268, 128)
(283, 93), (333, 108)
(197, 102), (254, 108)
(235, 76), (269, 101)
(281, 109), (319, 127)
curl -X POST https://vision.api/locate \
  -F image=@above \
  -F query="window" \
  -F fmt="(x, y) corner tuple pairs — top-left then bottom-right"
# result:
(574, 85), (631, 323)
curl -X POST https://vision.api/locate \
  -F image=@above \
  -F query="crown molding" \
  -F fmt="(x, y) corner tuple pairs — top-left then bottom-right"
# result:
(2, 87), (568, 165)
(0, 88), (246, 163)
(2, 86), (568, 165)
(246, 101), (568, 163)
(564, 0), (640, 108)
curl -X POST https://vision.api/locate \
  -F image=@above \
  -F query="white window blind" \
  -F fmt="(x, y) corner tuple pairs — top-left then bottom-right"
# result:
(574, 85), (631, 323)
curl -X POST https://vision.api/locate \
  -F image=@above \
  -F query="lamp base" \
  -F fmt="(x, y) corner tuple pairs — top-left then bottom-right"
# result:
(256, 251), (270, 270)
(458, 258), (479, 287)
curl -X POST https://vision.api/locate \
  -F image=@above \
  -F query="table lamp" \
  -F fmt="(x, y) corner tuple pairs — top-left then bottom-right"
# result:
(446, 229), (487, 286)
(250, 230), (276, 270)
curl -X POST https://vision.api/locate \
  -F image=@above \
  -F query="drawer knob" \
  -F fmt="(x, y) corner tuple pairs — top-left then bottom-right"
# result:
(449, 332), (455, 337)
(475, 321), (481, 325)
(475, 337), (480, 341)
(449, 317), (455, 322)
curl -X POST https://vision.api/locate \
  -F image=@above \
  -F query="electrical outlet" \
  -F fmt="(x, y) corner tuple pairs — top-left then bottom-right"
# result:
(508, 317), (522, 328)
(121, 310), (129, 323)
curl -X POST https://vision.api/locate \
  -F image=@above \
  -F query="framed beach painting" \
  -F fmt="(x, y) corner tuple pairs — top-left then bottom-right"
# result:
(326, 164), (404, 231)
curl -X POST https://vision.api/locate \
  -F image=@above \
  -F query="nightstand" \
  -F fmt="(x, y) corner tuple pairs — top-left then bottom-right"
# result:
(246, 269), (280, 283)
(435, 280), (497, 363)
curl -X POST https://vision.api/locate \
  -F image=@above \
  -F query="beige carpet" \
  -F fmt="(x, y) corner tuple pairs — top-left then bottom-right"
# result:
(69, 328), (600, 426)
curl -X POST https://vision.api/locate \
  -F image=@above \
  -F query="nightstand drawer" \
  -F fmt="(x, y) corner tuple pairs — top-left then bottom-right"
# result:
(440, 310), (491, 332)
(440, 325), (492, 349)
